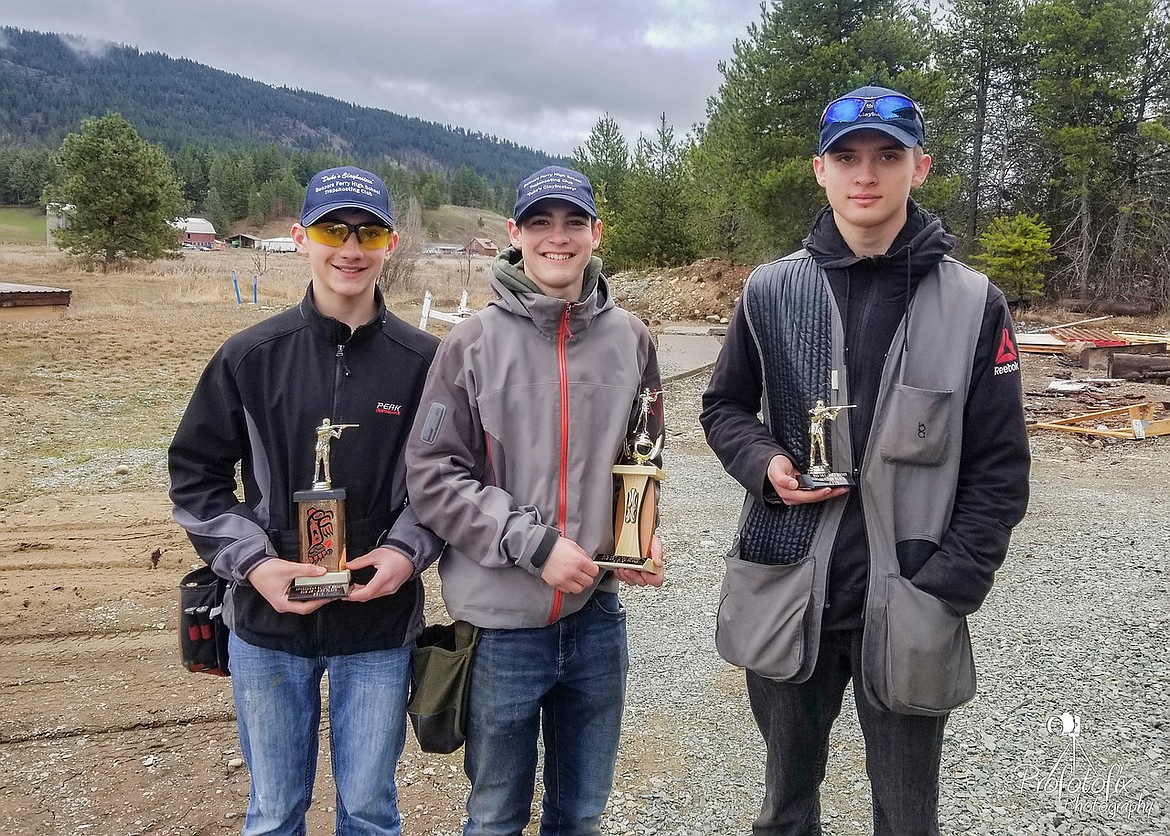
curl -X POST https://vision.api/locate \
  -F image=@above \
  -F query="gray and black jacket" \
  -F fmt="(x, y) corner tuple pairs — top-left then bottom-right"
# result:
(406, 248), (662, 629)
(169, 285), (442, 657)
(701, 203), (1030, 708)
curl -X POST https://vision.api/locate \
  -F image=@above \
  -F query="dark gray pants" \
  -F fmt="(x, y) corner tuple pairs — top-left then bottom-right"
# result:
(746, 628), (947, 836)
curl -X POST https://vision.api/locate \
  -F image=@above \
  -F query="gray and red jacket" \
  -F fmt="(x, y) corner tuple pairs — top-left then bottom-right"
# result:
(406, 251), (662, 629)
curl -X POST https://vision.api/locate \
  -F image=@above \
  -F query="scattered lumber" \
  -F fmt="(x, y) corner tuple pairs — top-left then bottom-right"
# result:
(1028, 402), (1170, 439)
(1113, 332), (1170, 346)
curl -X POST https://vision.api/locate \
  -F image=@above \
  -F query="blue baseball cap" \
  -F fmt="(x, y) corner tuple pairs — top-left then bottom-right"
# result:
(818, 86), (926, 155)
(513, 166), (598, 222)
(300, 166), (395, 228)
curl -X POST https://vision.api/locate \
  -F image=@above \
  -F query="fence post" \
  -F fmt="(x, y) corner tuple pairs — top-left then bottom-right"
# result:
(418, 290), (433, 331)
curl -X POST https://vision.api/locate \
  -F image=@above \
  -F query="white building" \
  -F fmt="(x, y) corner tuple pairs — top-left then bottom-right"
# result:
(260, 237), (297, 253)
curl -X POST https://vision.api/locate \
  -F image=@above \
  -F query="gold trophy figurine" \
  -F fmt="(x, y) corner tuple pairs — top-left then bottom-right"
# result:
(797, 399), (856, 490)
(289, 419), (359, 601)
(596, 388), (665, 574)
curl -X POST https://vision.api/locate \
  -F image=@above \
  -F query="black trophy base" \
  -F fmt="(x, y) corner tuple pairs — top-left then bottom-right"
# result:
(798, 471), (856, 491)
(288, 570), (352, 601)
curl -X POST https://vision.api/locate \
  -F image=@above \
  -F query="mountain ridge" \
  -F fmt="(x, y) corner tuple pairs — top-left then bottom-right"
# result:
(0, 27), (561, 185)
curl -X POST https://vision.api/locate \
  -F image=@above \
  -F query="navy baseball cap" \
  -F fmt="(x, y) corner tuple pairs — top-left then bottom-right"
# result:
(300, 166), (395, 228)
(513, 166), (598, 222)
(818, 86), (926, 155)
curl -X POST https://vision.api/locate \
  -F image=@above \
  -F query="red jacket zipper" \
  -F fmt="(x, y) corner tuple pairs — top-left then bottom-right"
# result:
(549, 303), (573, 623)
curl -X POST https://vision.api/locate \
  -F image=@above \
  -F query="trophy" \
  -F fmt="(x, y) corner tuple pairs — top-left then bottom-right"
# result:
(288, 419), (358, 601)
(797, 399), (856, 490)
(596, 389), (664, 574)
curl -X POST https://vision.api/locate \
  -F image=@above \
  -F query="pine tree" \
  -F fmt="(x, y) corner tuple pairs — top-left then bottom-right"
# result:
(1022, 0), (1155, 299)
(572, 114), (631, 212)
(970, 213), (1054, 302)
(610, 115), (696, 269)
(693, 0), (941, 259)
(42, 112), (188, 269)
(933, 0), (1027, 245)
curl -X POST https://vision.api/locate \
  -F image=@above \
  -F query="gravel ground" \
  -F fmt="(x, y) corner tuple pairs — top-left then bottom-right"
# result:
(607, 371), (1169, 836)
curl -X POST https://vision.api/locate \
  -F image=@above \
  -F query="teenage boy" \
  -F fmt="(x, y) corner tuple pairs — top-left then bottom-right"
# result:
(700, 87), (1030, 835)
(169, 166), (441, 835)
(406, 165), (665, 836)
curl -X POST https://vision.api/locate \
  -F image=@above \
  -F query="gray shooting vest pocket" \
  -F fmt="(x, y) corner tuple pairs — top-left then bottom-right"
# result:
(878, 383), (953, 467)
(875, 574), (976, 715)
(715, 539), (816, 681)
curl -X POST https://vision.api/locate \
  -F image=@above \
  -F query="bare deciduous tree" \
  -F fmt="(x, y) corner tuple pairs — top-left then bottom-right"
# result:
(378, 197), (425, 293)
(248, 245), (270, 278)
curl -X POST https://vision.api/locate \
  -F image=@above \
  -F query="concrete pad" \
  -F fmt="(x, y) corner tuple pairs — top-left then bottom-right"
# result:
(658, 332), (724, 382)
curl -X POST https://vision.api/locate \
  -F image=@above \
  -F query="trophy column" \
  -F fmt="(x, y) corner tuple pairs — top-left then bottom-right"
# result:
(605, 462), (665, 569)
(288, 419), (358, 601)
(595, 388), (665, 574)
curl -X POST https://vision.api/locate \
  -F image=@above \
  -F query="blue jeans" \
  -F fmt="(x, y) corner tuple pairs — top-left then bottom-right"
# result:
(463, 591), (629, 836)
(228, 632), (411, 836)
(746, 628), (948, 836)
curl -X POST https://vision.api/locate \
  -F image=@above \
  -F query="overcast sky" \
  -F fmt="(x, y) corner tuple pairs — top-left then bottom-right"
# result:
(2, 0), (764, 157)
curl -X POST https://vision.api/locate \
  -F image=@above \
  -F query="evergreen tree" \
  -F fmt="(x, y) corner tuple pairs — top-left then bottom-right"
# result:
(693, 0), (942, 260)
(572, 114), (631, 212)
(970, 213), (1054, 302)
(418, 172), (448, 210)
(449, 165), (490, 208)
(42, 112), (188, 269)
(610, 115), (696, 269)
(208, 151), (255, 221)
(174, 145), (210, 207)
(933, 0), (1027, 245)
(0, 148), (54, 205)
(249, 167), (303, 226)
(204, 185), (230, 238)
(1022, 0), (1155, 299)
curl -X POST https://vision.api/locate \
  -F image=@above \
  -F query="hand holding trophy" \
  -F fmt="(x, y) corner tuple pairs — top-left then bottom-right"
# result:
(797, 399), (856, 490)
(596, 388), (664, 574)
(288, 419), (358, 600)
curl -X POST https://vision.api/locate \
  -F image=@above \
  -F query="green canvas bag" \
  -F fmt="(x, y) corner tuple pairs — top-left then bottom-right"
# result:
(407, 620), (480, 754)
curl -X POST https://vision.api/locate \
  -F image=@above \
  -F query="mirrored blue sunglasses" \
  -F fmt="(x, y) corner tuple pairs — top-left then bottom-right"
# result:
(820, 94), (924, 129)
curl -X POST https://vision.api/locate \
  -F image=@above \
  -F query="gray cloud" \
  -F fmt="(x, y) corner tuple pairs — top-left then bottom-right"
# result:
(1, 0), (761, 155)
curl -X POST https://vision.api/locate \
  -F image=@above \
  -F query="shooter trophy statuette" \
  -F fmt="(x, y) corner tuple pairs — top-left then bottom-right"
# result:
(797, 399), (856, 490)
(596, 388), (664, 574)
(289, 419), (358, 601)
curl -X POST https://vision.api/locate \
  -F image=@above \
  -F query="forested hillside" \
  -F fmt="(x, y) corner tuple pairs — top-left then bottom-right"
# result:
(0, 27), (557, 184)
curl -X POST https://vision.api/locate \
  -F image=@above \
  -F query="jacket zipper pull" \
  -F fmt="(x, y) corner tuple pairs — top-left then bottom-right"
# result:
(561, 302), (574, 340)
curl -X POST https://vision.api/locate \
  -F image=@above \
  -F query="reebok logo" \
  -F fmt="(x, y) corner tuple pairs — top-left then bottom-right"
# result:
(994, 328), (1020, 375)
(996, 329), (1018, 364)
(376, 402), (402, 415)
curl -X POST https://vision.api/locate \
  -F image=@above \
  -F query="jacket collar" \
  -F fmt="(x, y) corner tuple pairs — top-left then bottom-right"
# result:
(488, 247), (614, 340)
(803, 199), (955, 277)
(298, 283), (387, 345)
